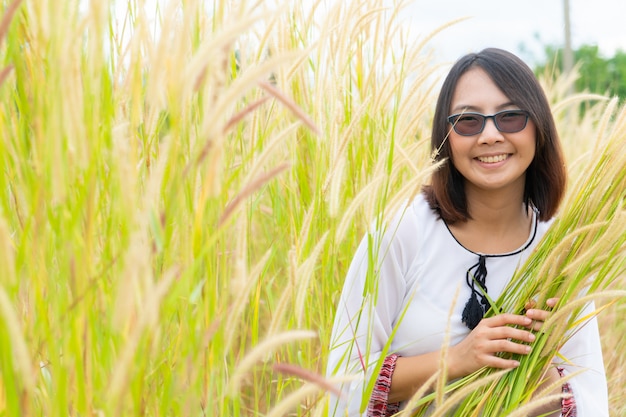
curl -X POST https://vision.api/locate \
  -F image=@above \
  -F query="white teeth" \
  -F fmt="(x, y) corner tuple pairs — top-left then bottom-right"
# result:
(477, 154), (508, 163)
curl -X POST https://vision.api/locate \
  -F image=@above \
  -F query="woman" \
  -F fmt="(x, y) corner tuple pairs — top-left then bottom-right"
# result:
(326, 48), (608, 416)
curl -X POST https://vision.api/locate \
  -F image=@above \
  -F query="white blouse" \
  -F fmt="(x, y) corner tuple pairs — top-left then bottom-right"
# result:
(327, 194), (608, 416)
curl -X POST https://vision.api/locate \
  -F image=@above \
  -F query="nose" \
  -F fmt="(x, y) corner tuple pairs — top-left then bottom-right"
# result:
(478, 117), (504, 144)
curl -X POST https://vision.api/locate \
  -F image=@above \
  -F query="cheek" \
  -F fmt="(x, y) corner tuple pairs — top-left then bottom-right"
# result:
(448, 136), (468, 162)
(525, 124), (538, 156)
(523, 136), (537, 159)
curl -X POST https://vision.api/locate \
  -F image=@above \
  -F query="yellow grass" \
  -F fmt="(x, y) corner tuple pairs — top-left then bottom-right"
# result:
(0, 0), (623, 416)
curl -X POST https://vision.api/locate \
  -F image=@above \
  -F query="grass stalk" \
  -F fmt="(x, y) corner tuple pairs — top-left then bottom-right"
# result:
(0, 0), (624, 415)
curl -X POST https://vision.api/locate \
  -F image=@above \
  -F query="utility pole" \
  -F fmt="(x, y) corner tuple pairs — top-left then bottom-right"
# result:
(563, 0), (574, 77)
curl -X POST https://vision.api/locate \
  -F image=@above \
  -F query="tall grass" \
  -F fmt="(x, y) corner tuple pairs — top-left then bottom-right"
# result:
(0, 0), (623, 416)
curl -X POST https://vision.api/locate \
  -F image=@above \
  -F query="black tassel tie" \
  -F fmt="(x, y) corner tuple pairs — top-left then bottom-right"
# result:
(454, 208), (539, 330)
(462, 255), (489, 330)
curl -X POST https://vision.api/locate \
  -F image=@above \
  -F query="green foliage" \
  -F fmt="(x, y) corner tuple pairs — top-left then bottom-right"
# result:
(536, 44), (626, 99)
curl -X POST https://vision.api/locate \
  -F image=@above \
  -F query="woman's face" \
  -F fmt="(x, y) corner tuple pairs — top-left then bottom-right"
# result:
(448, 67), (536, 196)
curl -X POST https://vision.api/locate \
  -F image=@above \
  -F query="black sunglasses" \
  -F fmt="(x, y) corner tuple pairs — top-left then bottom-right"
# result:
(447, 110), (530, 136)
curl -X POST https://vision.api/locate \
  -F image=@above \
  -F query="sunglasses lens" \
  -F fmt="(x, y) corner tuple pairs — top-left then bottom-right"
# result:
(449, 111), (528, 135)
(451, 114), (484, 136)
(494, 111), (528, 133)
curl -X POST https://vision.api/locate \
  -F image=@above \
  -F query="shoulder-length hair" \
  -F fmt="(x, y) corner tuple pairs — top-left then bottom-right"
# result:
(423, 48), (567, 223)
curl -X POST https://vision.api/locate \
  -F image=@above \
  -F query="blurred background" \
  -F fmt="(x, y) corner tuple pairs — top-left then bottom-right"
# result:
(391, 0), (626, 98)
(398, 0), (625, 65)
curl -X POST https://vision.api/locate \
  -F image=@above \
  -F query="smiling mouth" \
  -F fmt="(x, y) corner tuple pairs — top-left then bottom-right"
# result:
(477, 154), (509, 163)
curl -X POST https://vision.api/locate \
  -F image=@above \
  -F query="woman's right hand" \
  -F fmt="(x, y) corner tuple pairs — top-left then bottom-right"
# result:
(448, 313), (536, 379)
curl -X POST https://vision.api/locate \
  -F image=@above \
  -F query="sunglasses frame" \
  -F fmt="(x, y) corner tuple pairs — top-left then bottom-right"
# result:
(447, 109), (530, 136)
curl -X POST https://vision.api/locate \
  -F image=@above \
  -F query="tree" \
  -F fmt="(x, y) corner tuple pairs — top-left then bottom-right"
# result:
(536, 44), (626, 99)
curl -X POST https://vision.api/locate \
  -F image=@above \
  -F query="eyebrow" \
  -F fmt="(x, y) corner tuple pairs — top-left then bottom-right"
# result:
(450, 101), (518, 114)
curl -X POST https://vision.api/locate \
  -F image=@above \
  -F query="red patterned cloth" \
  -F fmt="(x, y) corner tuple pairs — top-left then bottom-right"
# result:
(558, 367), (578, 417)
(367, 357), (578, 417)
(367, 354), (401, 417)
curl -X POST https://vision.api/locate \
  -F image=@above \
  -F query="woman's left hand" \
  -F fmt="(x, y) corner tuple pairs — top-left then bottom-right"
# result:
(524, 297), (559, 332)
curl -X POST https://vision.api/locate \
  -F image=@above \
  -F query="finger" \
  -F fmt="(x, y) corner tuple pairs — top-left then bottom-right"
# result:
(524, 299), (537, 310)
(483, 355), (522, 370)
(525, 309), (550, 322)
(489, 339), (533, 356)
(492, 327), (536, 344)
(546, 298), (559, 308)
(524, 309), (551, 331)
(526, 319), (543, 332)
(485, 313), (533, 328)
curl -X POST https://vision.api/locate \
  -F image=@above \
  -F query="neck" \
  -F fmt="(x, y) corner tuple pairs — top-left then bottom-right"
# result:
(468, 196), (529, 232)
(464, 182), (528, 231)
(448, 183), (532, 254)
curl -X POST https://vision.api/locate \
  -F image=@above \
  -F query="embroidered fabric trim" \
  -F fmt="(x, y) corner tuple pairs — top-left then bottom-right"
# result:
(558, 367), (578, 416)
(367, 359), (577, 417)
(367, 354), (401, 417)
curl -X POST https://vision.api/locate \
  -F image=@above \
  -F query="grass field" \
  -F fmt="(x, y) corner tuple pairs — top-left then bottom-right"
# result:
(0, 0), (623, 415)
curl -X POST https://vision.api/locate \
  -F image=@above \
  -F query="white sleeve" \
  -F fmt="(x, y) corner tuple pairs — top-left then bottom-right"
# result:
(557, 301), (608, 416)
(326, 212), (412, 417)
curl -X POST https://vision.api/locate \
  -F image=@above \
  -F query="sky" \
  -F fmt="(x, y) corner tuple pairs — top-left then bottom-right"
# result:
(394, 0), (626, 67)
(115, 0), (625, 70)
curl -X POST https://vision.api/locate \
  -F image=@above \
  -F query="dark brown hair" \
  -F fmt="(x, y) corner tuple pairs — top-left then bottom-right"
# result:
(423, 48), (567, 223)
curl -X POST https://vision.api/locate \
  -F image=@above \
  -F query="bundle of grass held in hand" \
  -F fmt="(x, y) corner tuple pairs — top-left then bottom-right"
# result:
(408, 99), (626, 416)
